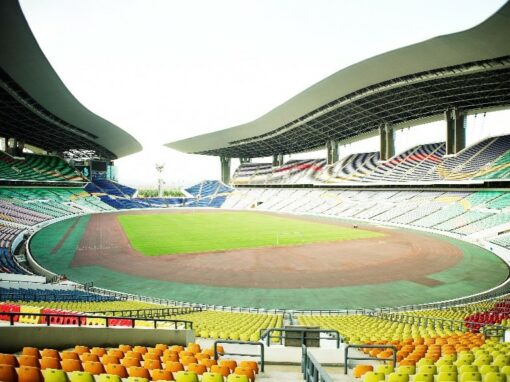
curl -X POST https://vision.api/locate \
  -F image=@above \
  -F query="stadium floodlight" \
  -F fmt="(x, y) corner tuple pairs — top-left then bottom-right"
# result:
(155, 163), (165, 197)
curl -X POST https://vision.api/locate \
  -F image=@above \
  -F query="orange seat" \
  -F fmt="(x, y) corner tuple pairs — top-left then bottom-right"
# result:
(220, 360), (238, 372)
(128, 366), (151, 379)
(74, 346), (90, 355)
(156, 344), (169, 351)
(18, 355), (39, 368)
(211, 365), (231, 377)
(62, 358), (83, 372)
(187, 343), (201, 354)
(22, 347), (40, 359)
(80, 353), (99, 363)
(400, 360), (417, 366)
(106, 363), (128, 378)
(240, 361), (259, 374)
(144, 353), (161, 361)
(170, 346), (184, 353)
(235, 366), (255, 382)
(195, 353), (210, 360)
(119, 345), (132, 353)
(200, 359), (218, 369)
(83, 361), (105, 375)
(181, 356), (198, 366)
(148, 348), (163, 357)
(41, 349), (60, 360)
(163, 353), (179, 363)
(0, 353), (18, 367)
(122, 357), (141, 368)
(188, 363), (207, 375)
(90, 347), (106, 357)
(18, 366), (43, 382)
(107, 349), (124, 359)
(133, 346), (148, 355)
(0, 364), (17, 382)
(101, 355), (120, 365)
(180, 351), (194, 358)
(126, 351), (143, 361)
(40, 356), (61, 370)
(61, 351), (80, 361)
(144, 358), (162, 370)
(165, 361), (184, 373)
(152, 368), (174, 381)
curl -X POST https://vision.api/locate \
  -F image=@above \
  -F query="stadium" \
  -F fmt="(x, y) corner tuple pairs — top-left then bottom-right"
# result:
(1, 0), (510, 381)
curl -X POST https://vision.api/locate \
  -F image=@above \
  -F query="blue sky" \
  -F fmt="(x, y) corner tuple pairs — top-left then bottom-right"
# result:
(20, 0), (509, 187)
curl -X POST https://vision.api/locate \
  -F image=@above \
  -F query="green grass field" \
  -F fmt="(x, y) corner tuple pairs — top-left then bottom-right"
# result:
(117, 211), (383, 256)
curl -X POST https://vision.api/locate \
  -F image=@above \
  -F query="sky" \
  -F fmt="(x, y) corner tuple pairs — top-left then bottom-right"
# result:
(19, 0), (509, 188)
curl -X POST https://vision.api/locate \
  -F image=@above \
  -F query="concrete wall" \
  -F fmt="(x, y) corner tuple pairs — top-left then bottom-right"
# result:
(0, 326), (195, 353)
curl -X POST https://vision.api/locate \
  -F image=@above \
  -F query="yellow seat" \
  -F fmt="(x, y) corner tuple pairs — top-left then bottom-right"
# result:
(126, 378), (149, 382)
(363, 371), (386, 382)
(376, 365), (394, 375)
(418, 366), (437, 375)
(500, 366), (510, 375)
(42, 369), (69, 382)
(437, 372), (458, 382)
(354, 365), (373, 378)
(417, 359), (435, 367)
(480, 366), (499, 375)
(484, 372), (506, 382)
(387, 373), (409, 382)
(226, 375), (249, 382)
(440, 365), (458, 374)
(436, 359), (454, 367)
(461, 366), (479, 374)
(413, 373), (434, 382)
(69, 371), (95, 382)
(460, 372), (482, 382)
(396, 366), (416, 375)
(494, 358), (510, 368)
(202, 372), (224, 382)
(97, 375), (122, 382)
(175, 371), (200, 382)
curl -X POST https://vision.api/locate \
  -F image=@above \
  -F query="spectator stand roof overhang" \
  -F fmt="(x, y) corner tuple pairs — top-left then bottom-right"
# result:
(0, 0), (142, 160)
(166, 1), (510, 159)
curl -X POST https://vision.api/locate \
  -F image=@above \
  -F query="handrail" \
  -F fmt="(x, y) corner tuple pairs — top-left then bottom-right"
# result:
(260, 327), (342, 348)
(0, 311), (193, 329)
(302, 345), (334, 382)
(0, 293), (118, 302)
(344, 344), (397, 374)
(213, 339), (264, 372)
(85, 306), (202, 317)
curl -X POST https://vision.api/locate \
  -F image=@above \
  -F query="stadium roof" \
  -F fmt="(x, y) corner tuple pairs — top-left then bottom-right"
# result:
(167, 1), (510, 158)
(0, 0), (142, 160)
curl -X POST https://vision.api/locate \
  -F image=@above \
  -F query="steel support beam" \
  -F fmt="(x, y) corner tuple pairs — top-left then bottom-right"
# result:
(445, 107), (466, 155)
(379, 123), (394, 161)
(220, 156), (231, 184)
(325, 139), (339, 165)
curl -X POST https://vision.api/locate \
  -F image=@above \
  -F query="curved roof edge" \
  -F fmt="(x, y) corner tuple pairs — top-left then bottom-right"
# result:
(166, 1), (510, 156)
(0, 0), (142, 159)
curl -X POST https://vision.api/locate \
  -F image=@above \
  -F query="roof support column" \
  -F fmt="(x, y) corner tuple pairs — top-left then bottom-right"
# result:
(272, 154), (284, 167)
(325, 139), (339, 165)
(379, 123), (394, 161)
(445, 107), (466, 155)
(220, 156), (231, 184)
(239, 157), (251, 164)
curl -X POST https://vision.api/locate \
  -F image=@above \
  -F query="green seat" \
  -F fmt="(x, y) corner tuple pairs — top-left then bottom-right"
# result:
(387, 372), (409, 382)
(480, 366), (499, 375)
(494, 358), (510, 368)
(417, 359), (435, 367)
(418, 365), (437, 375)
(414, 373), (434, 382)
(176, 371), (200, 382)
(440, 365), (458, 374)
(500, 366), (510, 375)
(460, 372), (482, 382)
(457, 359), (474, 367)
(376, 365), (394, 375)
(226, 375), (250, 382)
(437, 372), (458, 382)
(97, 375), (122, 382)
(43, 369), (69, 382)
(436, 359), (454, 367)
(202, 372), (225, 382)
(363, 372), (386, 382)
(69, 372), (95, 382)
(461, 366), (480, 374)
(484, 372), (506, 382)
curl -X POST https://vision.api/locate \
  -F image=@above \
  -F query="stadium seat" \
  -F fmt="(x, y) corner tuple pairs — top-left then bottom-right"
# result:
(234, 367), (255, 382)
(460, 372), (482, 382)
(484, 372), (506, 382)
(363, 372), (386, 382)
(211, 364), (231, 377)
(188, 363), (207, 375)
(128, 366), (151, 379)
(0, 353), (18, 367)
(41, 357), (61, 370)
(61, 352), (80, 361)
(18, 366), (43, 382)
(105, 364), (128, 378)
(175, 371), (199, 382)
(22, 347), (41, 358)
(97, 375), (122, 382)
(413, 373), (434, 382)
(122, 357), (141, 368)
(219, 360), (238, 372)
(376, 365), (394, 375)
(202, 372), (225, 382)
(83, 361), (105, 375)
(240, 361), (258, 374)
(165, 361), (184, 373)
(62, 359), (83, 372)
(437, 372), (457, 382)
(68, 371), (94, 382)
(42, 368), (68, 382)
(80, 354), (99, 363)
(151, 369), (173, 381)
(18, 355), (40, 368)
(143, 358), (161, 370)
(227, 375), (249, 382)
(0, 364), (17, 382)
(126, 378), (149, 382)
(387, 373), (409, 382)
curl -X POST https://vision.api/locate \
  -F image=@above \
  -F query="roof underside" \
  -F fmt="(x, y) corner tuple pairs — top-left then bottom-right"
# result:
(166, 1), (510, 158)
(0, 0), (142, 160)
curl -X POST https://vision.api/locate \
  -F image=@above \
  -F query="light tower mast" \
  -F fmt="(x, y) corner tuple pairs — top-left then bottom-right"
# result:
(155, 163), (165, 197)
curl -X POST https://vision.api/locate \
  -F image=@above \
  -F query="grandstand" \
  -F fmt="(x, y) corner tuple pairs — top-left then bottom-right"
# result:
(1, 0), (510, 381)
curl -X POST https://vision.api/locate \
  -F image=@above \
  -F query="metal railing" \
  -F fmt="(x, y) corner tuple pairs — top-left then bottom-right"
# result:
(213, 339), (265, 372)
(260, 327), (342, 348)
(0, 311), (193, 329)
(344, 344), (397, 374)
(302, 345), (334, 382)
(85, 306), (202, 318)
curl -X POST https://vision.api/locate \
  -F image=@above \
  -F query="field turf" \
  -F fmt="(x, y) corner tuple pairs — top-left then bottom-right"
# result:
(117, 211), (383, 256)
